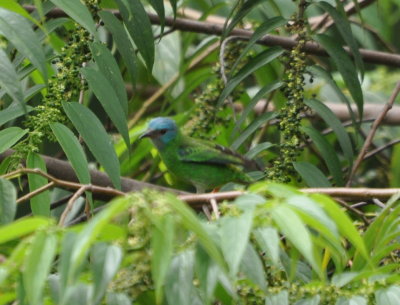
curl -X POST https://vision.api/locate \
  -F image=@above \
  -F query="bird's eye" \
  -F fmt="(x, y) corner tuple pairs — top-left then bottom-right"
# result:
(159, 129), (168, 135)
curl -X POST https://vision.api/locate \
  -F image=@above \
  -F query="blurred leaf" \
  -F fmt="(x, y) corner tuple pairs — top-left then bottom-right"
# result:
(49, 0), (97, 37)
(316, 1), (364, 78)
(314, 34), (363, 117)
(27, 152), (50, 216)
(81, 66), (130, 149)
(107, 293), (132, 305)
(231, 112), (276, 150)
(271, 204), (322, 277)
(151, 214), (175, 304)
(0, 7), (47, 80)
(166, 194), (227, 271)
(305, 99), (353, 165)
(335, 296), (367, 305)
(50, 123), (90, 184)
(0, 178), (17, 225)
(165, 251), (195, 305)
(218, 47), (284, 106)
(220, 208), (253, 276)
(89, 42), (128, 116)
(91, 243), (123, 305)
(99, 11), (138, 85)
(294, 295), (321, 305)
(231, 17), (286, 75)
(148, 0), (165, 33)
(331, 272), (359, 287)
(116, 0), (154, 71)
(240, 244), (267, 290)
(234, 81), (282, 135)
(254, 227), (280, 267)
(23, 231), (57, 305)
(375, 285), (400, 305)
(63, 102), (121, 190)
(294, 161), (332, 187)
(0, 0), (42, 28)
(265, 290), (289, 305)
(0, 217), (52, 244)
(0, 127), (27, 153)
(244, 142), (274, 159)
(0, 49), (25, 108)
(303, 126), (344, 186)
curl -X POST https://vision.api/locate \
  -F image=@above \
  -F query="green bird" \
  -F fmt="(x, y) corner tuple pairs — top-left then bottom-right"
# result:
(139, 117), (258, 193)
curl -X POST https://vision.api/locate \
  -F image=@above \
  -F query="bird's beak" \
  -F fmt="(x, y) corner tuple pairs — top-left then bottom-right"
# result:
(139, 129), (155, 140)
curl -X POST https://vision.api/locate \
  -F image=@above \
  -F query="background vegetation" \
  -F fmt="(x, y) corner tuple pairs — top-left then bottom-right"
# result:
(0, 0), (400, 304)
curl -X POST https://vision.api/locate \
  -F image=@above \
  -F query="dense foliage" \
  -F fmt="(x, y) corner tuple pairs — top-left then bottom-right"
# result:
(0, 0), (400, 304)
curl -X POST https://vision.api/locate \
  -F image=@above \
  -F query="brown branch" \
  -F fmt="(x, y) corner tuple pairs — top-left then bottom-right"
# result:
(347, 81), (400, 186)
(23, 5), (400, 68)
(16, 181), (55, 204)
(59, 185), (88, 226)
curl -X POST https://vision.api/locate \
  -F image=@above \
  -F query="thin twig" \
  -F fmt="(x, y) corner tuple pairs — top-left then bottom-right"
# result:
(202, 205), (212, 221)
(16, 182), (55, 204)
(364, 138), (400, 160)
(347, 81), (400, 186)
(334, 197), (370, 224)
(59, 185), (89, 226)
(210, 198), (220, 219)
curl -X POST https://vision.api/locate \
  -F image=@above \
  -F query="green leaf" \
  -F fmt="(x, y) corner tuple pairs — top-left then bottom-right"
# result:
(220, 209), (253, 276)
(99, 11), (138, 85)
(230, 17), (286, 75)
(265, 290), (289, 305)
(335, 296), (367, 305)
(63, 102), (121, 190)
(0, 178), (17, 225)
(0, 0), (42, 28)
(0, 48), (25, 108)
(106, 293), (132, 305)
(375, 286), (400, 305)
(0, 217), (53, 244)
(293, 161), (332, 187)
(89, 42), (128, 116)
(316, 1), (364, 79)
(231, 112), (276, 150)
(217, 47), (284, 107)
(271, 204), (322, 278)
(151, 214), (175, 304)
(91, 243), (123, 305)
(81, 66), (130, 150)
(294, 295), (321, 305)
(244, 142), (274, 159)
(303, 126), (344, 186)
(254, 227), (280, 267)
(165, 251), (195, 305)
(49, 0), (97, 37)
(23, 231), (57, 305)
(240, 244), (267, 290)
(0, 7), (47, 80)
(0, 127), (27, 153)
(166, 194), (227, 271)
(116, 0), (154, 71)
(305, 98), (353, 165)
(26, 153), (50, 216)
(314, 34), (363, 117)
(234, 81), (283, 135)
(50, 123), (90, 185)
(148, 0), (165, 33)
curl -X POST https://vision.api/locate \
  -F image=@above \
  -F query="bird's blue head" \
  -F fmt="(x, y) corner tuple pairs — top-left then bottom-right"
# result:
(139, 117), (178, 149)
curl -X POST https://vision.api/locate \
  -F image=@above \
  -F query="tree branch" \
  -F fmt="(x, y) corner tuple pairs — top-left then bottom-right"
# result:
(23, 5), (400, 68)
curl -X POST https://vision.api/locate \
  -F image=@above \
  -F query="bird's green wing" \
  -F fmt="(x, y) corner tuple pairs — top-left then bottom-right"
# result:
(177, 138), (245, 166)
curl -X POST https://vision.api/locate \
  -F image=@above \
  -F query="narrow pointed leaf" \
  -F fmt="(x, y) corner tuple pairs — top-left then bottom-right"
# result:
(0, 178), (17, 225)
(0, 48), (25, 108)
(148, 0), (165, 33)
(244, 142), (274, 159)
(0, 7), (47, 80)
(314, 34), (363, 118)
(49, 0), (97, 37)
(294, 161), (332, 187)
(0, 218), (52, 244)
(0, 105), (32, 127)
(240, 244), (267, 290)
(116, 0), (154, 71)
(89, 42), (128, 115)
(375, 286), (400, 305)
(218, 47), (284, 106)
(0, 127), (27, 153)
(303, 126), (344, 186)
(254, 227), (280, 266)
(99, 11), (138, 85)
(265, 290), (289, 305)
(63, 102), (121, 190)
(305, 98), (353, 165)
(27, 152), (51, 216)
(81, 66), (130, 149)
